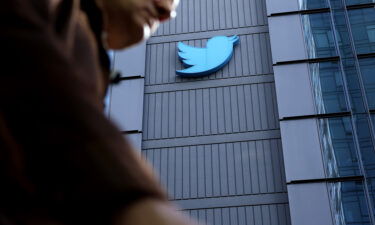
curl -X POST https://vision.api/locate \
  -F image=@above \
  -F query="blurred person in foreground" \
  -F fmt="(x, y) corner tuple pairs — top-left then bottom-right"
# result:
(0, 0), (199, 225)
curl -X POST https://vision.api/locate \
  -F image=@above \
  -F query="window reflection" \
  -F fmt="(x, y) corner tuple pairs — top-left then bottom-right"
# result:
(367, 178), (375, 219)
(342, 58), (366, 113)
(329, 181), (371, 225)
(349, 8), (375, 55)
(355, 115), (375, 177)
(299, 0), (328, 10)
(319, 117), (360, 178)
(310, 62), (348, 114)
(346, 0), (375, 6)
(302, 13), (338, 59)
(331, 9), (355, 59)
(358, 58), (375, 110)
(371, 114), (375, 138)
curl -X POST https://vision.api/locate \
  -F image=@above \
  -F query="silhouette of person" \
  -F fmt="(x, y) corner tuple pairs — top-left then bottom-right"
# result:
(0, 0), (199, 224)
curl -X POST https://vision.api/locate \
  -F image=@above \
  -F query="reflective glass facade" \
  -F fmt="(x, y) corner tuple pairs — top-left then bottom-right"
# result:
(300, 0), (375, 224)
(319, 117), (360, 178)
(346, 0), (375, 5)
(310, 62), (347, 114)
(359, 57), (375, 109)
(349, 8), (375, 55)
(302, 13), (338, 58)
(299, 0), (329, 10)
(328, 181), (371, 225)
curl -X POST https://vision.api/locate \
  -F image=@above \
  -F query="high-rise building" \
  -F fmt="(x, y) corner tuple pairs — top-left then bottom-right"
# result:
(268, 0), (375, 224)
(107, 0), (375, 224)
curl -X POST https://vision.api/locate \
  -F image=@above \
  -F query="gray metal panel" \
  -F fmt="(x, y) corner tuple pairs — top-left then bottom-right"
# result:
(265, 0), (299, 16)
(139, 0), (291, 223)
(154, 0), (267, 37)
(268, 15), (307, 64)
(274, 63), (315, 119)
(288, 183), (334, 225)
(124, 133), (142, 151)
(113, 42), (146, 77)
(149, 26), (269, 44)
(175, 193), (288, 210)
(109, 78), (144, 131)
(280, 119), (325, 182)
(145, 34), (273, 85)
(143, 139), (286, 200)
(104, 86), (112, 116)
(143, 84), (279, 140)
(185, 204), (291, 225)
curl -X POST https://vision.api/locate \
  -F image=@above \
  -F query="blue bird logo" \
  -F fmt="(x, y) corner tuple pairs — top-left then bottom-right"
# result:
(176, 36), (240, 77)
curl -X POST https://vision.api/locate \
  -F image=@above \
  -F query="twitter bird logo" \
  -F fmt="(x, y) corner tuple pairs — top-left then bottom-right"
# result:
(176, 36), (240, 77)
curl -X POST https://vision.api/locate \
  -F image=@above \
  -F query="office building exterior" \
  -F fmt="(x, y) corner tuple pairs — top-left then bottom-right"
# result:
(107, 0), (375, 224)
(268, 0), (375, 224)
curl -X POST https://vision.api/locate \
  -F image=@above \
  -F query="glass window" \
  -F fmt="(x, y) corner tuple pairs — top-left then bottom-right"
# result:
(331, 9), (356, 58)
(299, 0), (328, 10)
(310, 62), (348, 114)
(319, 117), (360, 178)
(346, 0), (375, 6)
(349, 8), (375, 55)
(359, 58), (375, 109)
(367, 178), (375, 219)
(367, 25), (375, 43)
(342, 58), (366, 113)
(329, 181), (371, 225)
(355, 115), (375, 177)
(302, 13), (338, 59)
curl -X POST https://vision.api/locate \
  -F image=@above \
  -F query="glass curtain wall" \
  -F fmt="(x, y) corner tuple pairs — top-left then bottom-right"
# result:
(300, 0), (375, 224)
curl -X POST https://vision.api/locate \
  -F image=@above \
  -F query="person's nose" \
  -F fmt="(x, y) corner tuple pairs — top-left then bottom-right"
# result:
(153, 0), (180, 22)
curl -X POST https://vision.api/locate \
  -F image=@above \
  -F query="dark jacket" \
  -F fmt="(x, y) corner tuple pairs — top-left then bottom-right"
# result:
(0, 0), (165, 224)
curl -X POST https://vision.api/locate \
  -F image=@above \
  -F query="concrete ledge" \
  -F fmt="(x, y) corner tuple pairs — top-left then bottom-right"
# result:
(173, 193), (289, 210)
(142, 130), (281, 149)
(144, 74), (274, 94)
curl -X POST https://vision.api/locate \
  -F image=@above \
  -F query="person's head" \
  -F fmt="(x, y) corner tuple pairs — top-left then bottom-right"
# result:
(96, 0), (179, 49)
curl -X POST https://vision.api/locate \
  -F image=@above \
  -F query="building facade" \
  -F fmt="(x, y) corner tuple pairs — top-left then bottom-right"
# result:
(107, 0), (375, 224)
(268, 0), (375, 224)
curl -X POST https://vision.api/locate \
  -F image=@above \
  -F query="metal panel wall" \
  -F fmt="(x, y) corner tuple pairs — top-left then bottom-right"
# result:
(113, 42), (146, 78)
(143, 83), (279, 140)
(141, 0), (291, 223)
(186, 204), (291, 225)
(268, 15), (307, 64)
(145, 34), (273, 85)
(288, 183), (334, 225)
(280, 119), (326, 182)
(109, 42), (146, 152)
(125, 133), (142, 150)
(274, 63), (316, 119)
(109, 79), (144, 132)
(265, 0), (298, 16)
(143, 140), (286, 200)
(154, 0), (268, 36)
(146, 34), (273, 85)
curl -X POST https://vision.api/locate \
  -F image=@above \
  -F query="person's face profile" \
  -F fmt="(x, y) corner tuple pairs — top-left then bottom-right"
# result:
(143, 0), (180, 39)
(102, 0), (180, 49)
